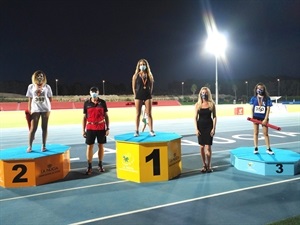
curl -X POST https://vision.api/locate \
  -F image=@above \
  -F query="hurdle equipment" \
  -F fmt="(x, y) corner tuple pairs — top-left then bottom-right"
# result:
(115, 132), (182, 183)
(247, 117), (281, 131)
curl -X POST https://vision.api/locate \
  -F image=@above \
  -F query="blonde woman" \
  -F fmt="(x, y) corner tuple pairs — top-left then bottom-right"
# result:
(194, 87), (217, 172)
(25, 70), (53, 152)
(132, 59), (155, 137)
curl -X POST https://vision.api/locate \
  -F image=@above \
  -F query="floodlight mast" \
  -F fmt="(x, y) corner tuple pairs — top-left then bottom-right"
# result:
(205, 32), (227, 105)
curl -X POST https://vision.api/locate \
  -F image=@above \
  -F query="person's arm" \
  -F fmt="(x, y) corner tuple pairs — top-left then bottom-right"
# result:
(47, 85), (53, 102)
(263, 106), (270, 125)
(132, 75), (136, 97)
(82, 114), (87, 137)
(105, 112), (110, 136)
(211, 104), (217, 136)
(28, 98), (32, 113)
(150, 78), (154, 94)
(194, 103), (200, 135)
(249, 96), (254, 118)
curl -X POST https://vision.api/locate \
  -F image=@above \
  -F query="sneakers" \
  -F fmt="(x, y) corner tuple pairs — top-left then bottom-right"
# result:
(149, 131), (156, 136)
(134, 131), (139, 137)
(253, 147), (275, 155)
(98, 166), (105, 172)
(266, 148), (275, 155)
(85, 167), (93, 175)
(253, 147), (259, 154)
(134, 130), (156, 136)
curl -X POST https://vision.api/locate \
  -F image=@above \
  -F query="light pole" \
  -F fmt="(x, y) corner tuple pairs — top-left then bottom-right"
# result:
(205, 32), (227, 105)
(102, 80), (105, 95)
(55, 79), (58, 96)
(245, 81), (248, 101)
(181, 82), (184, 99)
(277, 78), (280, 96)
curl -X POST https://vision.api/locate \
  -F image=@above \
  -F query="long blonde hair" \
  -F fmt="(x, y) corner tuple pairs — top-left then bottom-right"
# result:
(196, 87), (215, 111)
(132, 59), (154, 82)
(31, 70), (47, 86)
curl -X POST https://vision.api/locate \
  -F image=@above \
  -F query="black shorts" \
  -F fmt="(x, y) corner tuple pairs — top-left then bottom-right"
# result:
(85, 130), (107, 145)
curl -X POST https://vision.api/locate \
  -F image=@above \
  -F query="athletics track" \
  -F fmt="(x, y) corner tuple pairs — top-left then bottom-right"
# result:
(0, 103), (299, 225)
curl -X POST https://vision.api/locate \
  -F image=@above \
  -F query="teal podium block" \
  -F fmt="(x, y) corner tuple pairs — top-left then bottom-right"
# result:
(231, 147), (300, 176)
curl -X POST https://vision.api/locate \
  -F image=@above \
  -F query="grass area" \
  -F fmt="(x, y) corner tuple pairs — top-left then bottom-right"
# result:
(267, 215), (300, 225)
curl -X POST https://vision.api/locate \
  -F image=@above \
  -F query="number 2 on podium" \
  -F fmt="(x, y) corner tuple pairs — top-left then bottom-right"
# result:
(146, 149), (160, 176)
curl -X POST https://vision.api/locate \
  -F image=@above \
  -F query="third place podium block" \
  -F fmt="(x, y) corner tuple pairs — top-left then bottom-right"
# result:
(114, 132), (182, 183)
(231, 147), (300, 176)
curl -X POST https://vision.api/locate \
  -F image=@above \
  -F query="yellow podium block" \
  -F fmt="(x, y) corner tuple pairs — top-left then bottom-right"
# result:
(115, 132), (182, 183)
(0, 144), (70, 188)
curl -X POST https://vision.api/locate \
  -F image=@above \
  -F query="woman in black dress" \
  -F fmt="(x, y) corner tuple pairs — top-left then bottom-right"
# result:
(194, 87), (217, 172)
(132, 59), (155, 137)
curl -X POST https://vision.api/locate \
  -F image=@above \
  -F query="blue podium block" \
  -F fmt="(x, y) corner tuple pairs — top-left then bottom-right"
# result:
(231, 147), (300, 176)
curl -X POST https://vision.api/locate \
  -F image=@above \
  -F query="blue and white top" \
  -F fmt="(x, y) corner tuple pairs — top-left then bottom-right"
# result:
(249, 96), (272, 119)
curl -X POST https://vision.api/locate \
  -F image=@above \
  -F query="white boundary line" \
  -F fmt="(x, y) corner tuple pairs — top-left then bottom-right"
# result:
(69, 177), (300, 225)
(0, 180), (126, 202)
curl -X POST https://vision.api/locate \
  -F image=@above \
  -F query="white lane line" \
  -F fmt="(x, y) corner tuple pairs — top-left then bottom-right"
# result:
(0, 180), (126, 202)
(69, 177), (300, 225)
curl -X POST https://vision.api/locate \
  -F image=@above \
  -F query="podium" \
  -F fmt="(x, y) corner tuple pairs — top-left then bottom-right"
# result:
(0, 144), (70, 188)
(231, 147), (300, 176)
(115, 132), (182, 183)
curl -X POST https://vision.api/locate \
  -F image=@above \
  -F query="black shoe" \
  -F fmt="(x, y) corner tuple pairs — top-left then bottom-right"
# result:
(98, 166), (105, 172)
(253, 147), (259, 154)
(266, 148), (274, 155)
(85, 167), (92, 175)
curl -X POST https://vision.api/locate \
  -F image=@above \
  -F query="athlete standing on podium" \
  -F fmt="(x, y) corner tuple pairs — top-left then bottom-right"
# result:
(132, 59), (155, 137)
(194, 87), (217, 173)
(82, 87), (110, 175)
(26, 70), (53, 153)
(249, 82), (274, 155)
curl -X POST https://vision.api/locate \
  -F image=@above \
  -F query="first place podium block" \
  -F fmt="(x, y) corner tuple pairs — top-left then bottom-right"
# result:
(115, 132), (182, 183)
(0, 144), (70, 188)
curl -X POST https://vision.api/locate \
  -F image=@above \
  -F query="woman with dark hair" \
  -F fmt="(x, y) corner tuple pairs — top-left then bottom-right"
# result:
(249, 82), (274, 155)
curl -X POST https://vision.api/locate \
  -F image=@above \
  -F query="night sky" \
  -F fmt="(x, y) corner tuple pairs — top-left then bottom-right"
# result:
(1, 0), (299, 91)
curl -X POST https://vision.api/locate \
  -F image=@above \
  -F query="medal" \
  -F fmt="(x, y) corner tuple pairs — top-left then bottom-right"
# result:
(140, 73), (147, 90)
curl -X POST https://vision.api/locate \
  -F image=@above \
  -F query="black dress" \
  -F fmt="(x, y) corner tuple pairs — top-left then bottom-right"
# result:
(197, 108), (213, 145)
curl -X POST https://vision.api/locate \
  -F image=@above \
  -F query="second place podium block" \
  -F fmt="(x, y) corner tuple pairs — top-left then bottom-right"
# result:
(115, 132), (182, 183)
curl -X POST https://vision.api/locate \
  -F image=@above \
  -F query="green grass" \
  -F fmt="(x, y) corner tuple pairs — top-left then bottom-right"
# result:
(267, 215), (300, 225)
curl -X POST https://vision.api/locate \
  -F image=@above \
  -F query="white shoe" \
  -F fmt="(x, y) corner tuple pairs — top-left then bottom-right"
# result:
(149, 131), (156, 136)
(253, 148), (259, 154)
(266, 149), (274, 155)
(134, 131), (139, 137)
